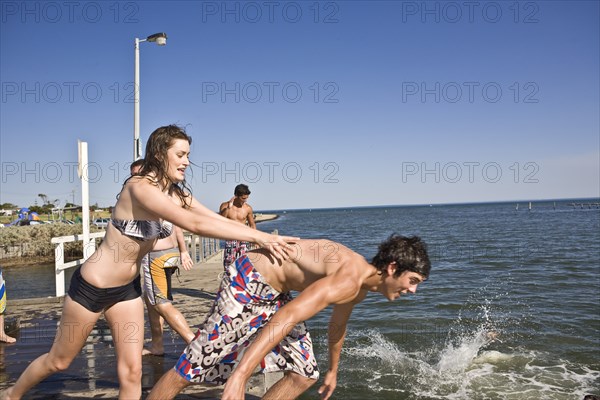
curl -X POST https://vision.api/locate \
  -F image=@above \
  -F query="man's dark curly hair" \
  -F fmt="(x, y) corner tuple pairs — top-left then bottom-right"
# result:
(371, 235), (431, 278)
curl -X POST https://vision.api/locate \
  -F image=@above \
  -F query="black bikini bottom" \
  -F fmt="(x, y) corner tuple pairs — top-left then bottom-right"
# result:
(68, 267), (141, 313)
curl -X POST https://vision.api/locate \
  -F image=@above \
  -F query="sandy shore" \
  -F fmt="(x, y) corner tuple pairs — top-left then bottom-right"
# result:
(1, 252), (272, 399)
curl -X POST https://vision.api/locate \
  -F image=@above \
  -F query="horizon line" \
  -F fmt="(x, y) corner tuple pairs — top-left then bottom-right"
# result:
(255, 196), (600, 213)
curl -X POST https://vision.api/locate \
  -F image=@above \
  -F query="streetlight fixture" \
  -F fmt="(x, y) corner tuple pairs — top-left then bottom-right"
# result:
(133, 32), (167, 161)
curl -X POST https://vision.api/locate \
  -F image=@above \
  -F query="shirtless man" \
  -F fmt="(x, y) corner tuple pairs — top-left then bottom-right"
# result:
(148, 234), (431, 400)
(219, 184), (256, 267)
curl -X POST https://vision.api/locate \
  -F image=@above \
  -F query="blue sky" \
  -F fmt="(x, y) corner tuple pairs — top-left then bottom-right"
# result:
(1, 1), (599, 211)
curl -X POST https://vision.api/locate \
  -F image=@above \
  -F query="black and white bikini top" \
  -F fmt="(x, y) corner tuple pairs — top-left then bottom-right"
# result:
(111, 219), (174, 241)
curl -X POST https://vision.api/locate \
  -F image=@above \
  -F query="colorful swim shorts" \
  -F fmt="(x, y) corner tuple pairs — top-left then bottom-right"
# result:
(175, 255), (319, 384)
(142, 247), (180, 306)
(222, 240), (249, 267)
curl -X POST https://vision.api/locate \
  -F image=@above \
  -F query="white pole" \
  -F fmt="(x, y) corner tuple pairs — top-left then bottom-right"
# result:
(79, 141), (92, 259)
(134, 38), (141, 161)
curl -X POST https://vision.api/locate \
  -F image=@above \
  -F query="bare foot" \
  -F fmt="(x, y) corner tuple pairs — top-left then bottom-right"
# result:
(0, 333), (16, 344)
(142, 347), (164, 356)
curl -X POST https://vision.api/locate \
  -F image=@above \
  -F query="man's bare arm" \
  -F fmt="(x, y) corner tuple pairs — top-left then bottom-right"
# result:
(219, 199), (233, 217)
(246, 205), (256, 229)
(318, 291), (367, 399)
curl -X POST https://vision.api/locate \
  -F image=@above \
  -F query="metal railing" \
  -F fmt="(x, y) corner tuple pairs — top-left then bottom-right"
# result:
(51, 231), (221, 297)
(51, 232), (105, 297)
(182, 232), (221, 263)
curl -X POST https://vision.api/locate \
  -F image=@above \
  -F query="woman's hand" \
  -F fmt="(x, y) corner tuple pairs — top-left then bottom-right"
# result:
(255, 232), (298, 262)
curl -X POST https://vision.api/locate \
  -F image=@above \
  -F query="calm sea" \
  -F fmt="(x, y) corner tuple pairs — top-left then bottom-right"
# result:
(255, 200), (600, 399)
(3, 199), (599, 399)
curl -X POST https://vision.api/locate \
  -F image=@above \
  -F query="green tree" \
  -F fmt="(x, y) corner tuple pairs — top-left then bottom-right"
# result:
(38, 193), (48, 205)
(29, 205), (44, 214)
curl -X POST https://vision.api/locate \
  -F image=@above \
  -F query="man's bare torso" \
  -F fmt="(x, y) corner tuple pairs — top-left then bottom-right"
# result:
(221, 202), (251, 225)
(248, 239), (372, 296)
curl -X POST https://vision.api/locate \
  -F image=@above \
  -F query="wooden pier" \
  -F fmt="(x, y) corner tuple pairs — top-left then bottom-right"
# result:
(0, 252), (277, 399)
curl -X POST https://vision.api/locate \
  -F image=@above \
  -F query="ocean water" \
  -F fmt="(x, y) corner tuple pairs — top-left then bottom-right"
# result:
(255, 200), (600, 399)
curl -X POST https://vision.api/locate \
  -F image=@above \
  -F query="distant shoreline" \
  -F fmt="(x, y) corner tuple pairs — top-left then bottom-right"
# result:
(256, 197), (600, 213)
(254, 213), (279, 223)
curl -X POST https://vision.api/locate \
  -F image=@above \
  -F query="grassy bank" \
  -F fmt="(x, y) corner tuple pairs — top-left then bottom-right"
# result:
(1, 213), (277, 268)
(0, 224), (103, 267)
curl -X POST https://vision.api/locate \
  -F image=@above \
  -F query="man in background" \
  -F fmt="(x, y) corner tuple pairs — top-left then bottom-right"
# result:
(219, 184), (256, 266)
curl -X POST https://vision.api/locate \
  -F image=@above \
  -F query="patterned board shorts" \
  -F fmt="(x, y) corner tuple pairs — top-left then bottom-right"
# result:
(175, 255), (320, 384)
(142, 248), (180, 306)
(222, 240), (249, 267)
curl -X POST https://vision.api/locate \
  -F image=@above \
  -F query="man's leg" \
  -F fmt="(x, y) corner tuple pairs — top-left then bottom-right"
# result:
(147, 369), (191, 400)
(263, 371), (316, 400)
(154, 302), (195, 344)
(142, 296), (165, 356)
(142, 253), (174, 355)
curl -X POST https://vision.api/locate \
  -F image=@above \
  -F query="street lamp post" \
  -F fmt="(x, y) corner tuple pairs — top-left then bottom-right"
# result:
(133, 32), (167, 161)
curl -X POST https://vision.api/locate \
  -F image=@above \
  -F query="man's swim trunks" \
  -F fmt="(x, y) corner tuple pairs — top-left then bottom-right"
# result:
(68, 267), (142, 313)
(175, 255), (319, 384)
(142, 247), (180, 306)
(222, 240), (249, 267)
(0, 268), (6, 314)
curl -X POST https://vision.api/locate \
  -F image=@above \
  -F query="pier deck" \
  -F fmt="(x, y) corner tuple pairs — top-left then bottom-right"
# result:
(0, 252), (269, 399)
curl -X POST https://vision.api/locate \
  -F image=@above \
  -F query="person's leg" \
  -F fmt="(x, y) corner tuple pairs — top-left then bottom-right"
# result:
(149, 264), (194, 345)
(223, 240), (236, 267)
(0, 314), (15, 343)
(260, 312), (319, 400)
(4, 296), (100, 399)
(262, 371), (316, 400)
(142, 296), (165, 356)
(147, 368), (191, 400)
(151, 258), (265, 399)
(104, 296), (144, 400)
(153, 302), (194, 344)
(142, 251), (168, 355)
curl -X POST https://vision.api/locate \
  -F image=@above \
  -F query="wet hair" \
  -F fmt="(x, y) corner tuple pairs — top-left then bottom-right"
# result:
(123, 124), (193, 208)
(234, 184), (251, 197)
(130, 159), (144, 175)
(371, 235), (431, 279)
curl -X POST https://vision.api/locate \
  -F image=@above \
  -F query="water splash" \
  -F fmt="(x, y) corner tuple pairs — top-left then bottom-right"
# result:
(435, 295), (502, 374)
(329, 291), (600, 399)
(337, 328), (599, 399)
(435, 327), (498, 374)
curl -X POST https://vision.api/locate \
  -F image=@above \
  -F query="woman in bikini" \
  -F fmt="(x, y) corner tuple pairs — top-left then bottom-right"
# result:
(2, 125), (296, 400)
